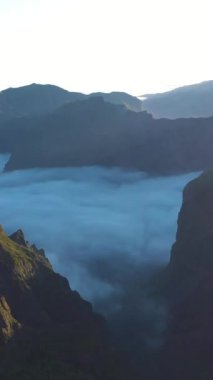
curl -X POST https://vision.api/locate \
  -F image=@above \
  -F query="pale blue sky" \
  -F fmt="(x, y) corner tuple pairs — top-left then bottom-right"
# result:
(0, 0), (213, 95)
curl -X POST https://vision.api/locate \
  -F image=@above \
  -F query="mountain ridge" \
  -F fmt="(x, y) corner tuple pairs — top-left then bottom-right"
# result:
(0, 83), (143, 122)
(142, 80), (213, 118)
(3, 96), (213, 175)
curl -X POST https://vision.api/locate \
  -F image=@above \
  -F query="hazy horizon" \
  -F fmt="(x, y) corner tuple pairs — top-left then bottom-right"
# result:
(1, 79), (213, 97)
(1, 0), (213, 96)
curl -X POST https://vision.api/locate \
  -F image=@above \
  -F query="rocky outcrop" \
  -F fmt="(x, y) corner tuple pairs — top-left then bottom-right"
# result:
(0, 226), (128, 380)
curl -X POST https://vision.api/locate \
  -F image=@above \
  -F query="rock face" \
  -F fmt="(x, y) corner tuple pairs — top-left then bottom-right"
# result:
(0, 226), (124, 380)
(163, 171), (213, 380)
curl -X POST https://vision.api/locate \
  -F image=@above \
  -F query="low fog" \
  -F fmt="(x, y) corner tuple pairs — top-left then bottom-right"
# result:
(0, 154), (198, 308)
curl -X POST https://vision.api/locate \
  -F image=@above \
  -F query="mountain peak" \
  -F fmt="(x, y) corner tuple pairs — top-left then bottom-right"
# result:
(10, 229), (28, 247)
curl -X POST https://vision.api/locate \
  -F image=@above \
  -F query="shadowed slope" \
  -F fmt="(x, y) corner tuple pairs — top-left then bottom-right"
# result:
(0, 226), (131, 380)
(161, 170), (213, 380)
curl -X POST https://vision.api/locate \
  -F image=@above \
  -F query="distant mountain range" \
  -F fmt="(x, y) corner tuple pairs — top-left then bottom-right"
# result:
(1, 82), (213, 174)
(0, 83), (143, 122)
(141, 81), (213, 119)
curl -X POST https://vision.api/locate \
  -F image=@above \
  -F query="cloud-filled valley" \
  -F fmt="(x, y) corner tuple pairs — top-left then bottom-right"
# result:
(0, 155), (199, 309)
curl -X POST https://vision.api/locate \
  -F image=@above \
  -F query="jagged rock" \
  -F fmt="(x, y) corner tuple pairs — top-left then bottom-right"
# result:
(10, 229), (29, 247)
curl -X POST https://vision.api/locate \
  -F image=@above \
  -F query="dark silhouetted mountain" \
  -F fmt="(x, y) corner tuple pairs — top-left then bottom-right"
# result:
(3, 97), (154, 172)
(3, 96), (213, 174)
(142, 81), (213, 119)
(0, 84), (143, 122)
(0, 226), (131, 380)
(160, 170), (213, 379)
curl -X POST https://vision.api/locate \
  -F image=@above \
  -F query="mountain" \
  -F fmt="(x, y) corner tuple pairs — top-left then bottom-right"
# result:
(3, 96), (213, 174)
(3, 97), (155, 172)
(0, 84), (85, 121)
(89, 91), (143, 111)
(0, 84), (143, 122)
(160, 170), (213, 379)
(0, 226), (129, 379)
(141, 81), (213, 119)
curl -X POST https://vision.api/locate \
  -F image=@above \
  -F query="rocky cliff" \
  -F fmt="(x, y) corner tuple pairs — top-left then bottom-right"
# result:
(162, 170), (213, 380)
(0, 226), (128, 380)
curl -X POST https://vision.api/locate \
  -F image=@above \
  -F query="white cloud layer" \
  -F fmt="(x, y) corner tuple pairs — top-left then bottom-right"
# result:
(0, 156), (199, 302)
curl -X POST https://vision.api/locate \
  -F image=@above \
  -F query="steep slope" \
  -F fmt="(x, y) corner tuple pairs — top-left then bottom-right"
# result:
(162, 170), (213, 379)
(0, 226), (128, 380)
(142, 81), (213, 119)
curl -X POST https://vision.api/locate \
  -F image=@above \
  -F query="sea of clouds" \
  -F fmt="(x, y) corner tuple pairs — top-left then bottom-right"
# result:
(0, 154), (199, 309)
